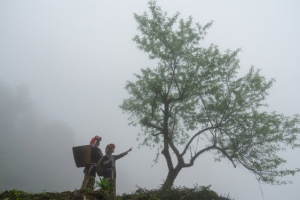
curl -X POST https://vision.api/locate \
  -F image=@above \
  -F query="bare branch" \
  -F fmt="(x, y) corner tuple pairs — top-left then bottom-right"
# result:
(151, 132), (162, 137)
(183, 144), (216, 167)
(181, 126), (218, 157)
(168, 137), (182, 161)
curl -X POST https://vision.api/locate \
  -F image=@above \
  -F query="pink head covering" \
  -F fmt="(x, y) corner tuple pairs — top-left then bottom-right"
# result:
(90, 135), (102, 146)
(105, 143), (115, 154)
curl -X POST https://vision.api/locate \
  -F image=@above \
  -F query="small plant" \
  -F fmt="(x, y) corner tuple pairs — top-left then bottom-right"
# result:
(81, 186), (93, 193)
(197, 184), (218, 200)
(95, 177), (113, 193)
(39, 190), (50, 198)
(12, 189), (21, 200)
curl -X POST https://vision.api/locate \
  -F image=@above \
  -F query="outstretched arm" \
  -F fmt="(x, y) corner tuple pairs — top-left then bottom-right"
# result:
(115, 147), (133, 160)
(124, 147), (132, 154)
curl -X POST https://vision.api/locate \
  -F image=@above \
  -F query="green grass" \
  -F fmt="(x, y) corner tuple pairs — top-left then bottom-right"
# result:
(118, 184), (232, 200)
(0, 185), (232, 200)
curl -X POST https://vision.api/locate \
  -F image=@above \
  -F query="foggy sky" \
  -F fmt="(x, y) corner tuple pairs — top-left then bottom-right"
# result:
(0, 1), (300, 200)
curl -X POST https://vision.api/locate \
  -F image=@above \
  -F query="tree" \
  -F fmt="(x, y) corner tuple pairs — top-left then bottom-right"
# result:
(120, 1), (300, 190)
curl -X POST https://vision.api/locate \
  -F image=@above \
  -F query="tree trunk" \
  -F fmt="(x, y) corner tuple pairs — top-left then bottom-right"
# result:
(161, 167), (182, 190)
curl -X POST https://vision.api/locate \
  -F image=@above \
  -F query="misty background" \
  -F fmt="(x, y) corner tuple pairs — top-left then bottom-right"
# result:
(0, 1), (300, 200)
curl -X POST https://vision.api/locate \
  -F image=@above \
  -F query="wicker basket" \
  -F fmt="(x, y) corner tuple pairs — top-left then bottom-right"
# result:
(72, 145), (92, 167)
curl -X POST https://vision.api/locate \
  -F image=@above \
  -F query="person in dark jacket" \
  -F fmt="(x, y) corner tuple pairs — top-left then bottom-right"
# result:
(81, 135), (103, 190)
(101, 143), (132, 194)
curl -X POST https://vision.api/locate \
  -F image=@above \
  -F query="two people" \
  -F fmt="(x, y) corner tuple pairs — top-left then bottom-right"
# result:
(81, 135), (132, 193)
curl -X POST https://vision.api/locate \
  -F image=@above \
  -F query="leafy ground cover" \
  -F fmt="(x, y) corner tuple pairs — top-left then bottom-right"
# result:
(0, 186), (232, 200)
(0, 189), (108, 200)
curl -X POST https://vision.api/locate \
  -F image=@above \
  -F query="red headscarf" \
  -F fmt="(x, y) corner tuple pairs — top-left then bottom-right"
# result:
(90, 135), (102, 146)
(105, 143), (115, 153)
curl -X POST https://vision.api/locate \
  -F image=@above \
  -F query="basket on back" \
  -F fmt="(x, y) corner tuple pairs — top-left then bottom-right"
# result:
(72, 145), (92, 167)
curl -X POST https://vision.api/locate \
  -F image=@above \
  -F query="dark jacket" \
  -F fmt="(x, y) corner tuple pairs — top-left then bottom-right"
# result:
(101, 153), (127, 179)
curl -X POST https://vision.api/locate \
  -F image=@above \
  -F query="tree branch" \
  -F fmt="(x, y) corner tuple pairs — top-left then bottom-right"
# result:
(214, 146), (236, 168)
(171, 56), (182, 97)
(168, 137), (182, 163)
(142, 121), (163, 131)
(199, 94), (214, 127)
(151, 132), (163, 137)
(181, 126), (218, 157)
(183, 144), (216, 167)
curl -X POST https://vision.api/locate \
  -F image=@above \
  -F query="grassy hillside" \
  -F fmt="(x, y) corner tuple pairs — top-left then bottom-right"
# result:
(0, 186), (232, 200)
